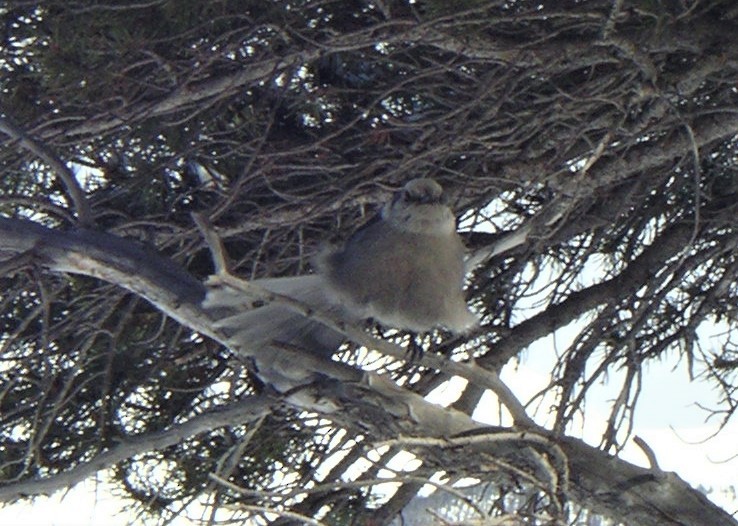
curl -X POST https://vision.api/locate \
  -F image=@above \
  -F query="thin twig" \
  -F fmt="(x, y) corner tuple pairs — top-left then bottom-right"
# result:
(0, 115), (93, 226)
(191, 212), (231, 274)
(633, 435), (663, 475)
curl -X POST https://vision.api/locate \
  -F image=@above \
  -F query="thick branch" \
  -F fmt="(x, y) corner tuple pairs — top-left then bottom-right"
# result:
(552, 113), (738, 196)
(0, 217), (205, 315)
(482, 221), (695, 368)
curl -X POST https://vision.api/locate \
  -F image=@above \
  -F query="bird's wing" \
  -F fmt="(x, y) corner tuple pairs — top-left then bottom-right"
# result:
(203, 274), (349, 359)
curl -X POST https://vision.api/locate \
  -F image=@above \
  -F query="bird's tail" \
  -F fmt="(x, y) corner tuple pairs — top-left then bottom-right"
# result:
(202, 275), (347, 359)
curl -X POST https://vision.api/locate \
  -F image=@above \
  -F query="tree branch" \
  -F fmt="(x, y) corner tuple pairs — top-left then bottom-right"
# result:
(0, 396), (273, 502)
(482, 220), (695, 368)
(0, 115), (93, 226)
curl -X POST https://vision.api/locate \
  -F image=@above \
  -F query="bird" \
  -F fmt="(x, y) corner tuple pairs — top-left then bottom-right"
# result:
(315, 178), (478, 334)
(203, 178), (478, 382)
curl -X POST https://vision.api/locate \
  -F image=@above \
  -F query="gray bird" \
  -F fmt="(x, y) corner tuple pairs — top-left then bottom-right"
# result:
(204, 178), (478, 376)
(316, 178), (477, 334)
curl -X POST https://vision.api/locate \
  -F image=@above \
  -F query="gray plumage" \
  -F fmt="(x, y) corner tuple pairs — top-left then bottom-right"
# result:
(203, 178), (478, 364)
(316, 178), (478, 334)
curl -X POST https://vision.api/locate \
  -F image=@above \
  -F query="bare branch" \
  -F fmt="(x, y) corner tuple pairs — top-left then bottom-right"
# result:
(0, 396), (273, 502)
(0, 115), (93, 226)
